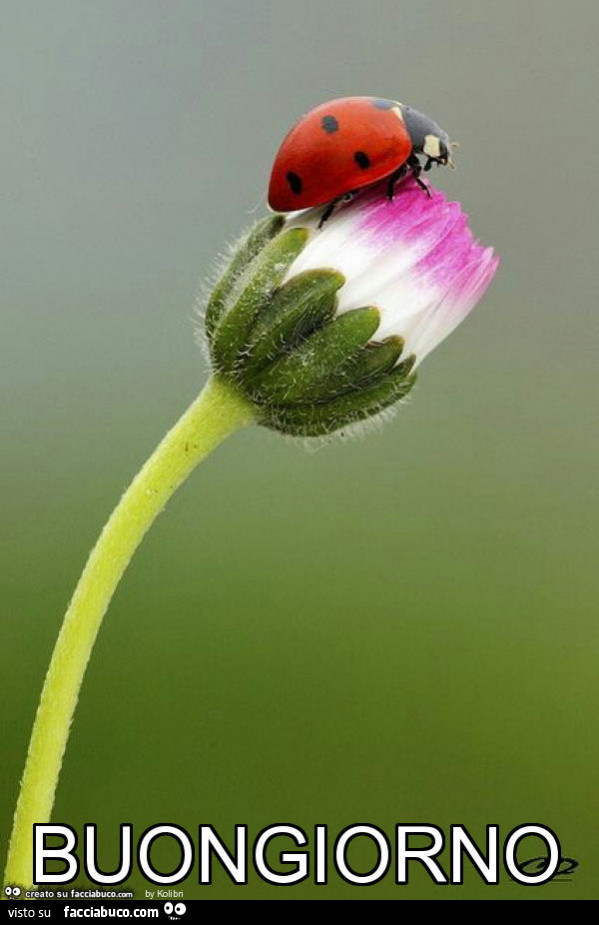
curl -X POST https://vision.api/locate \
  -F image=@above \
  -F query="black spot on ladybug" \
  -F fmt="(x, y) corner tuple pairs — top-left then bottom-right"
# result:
(286, 171), (303, 195)
(321, 115), (339, 133)
(354, 151), (370, 170)
(372, 99), (396, 110)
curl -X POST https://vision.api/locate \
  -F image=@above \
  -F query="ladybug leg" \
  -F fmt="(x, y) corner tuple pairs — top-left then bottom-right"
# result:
(424, 155), (446, 171)
(318, 193), (355, 228)
(318, 197), (342, 229)
(408, 154), (432, 198)
(386, 164), (408, 200)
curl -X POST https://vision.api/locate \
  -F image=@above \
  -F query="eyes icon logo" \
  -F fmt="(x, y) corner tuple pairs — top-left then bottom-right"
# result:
(164, 902), (186, 919)
(4, 887), (22, 897)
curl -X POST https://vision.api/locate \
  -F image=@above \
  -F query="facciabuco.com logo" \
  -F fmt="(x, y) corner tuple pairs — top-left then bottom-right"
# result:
(61, 908), (158, 917)
(4, 886), (134, 900)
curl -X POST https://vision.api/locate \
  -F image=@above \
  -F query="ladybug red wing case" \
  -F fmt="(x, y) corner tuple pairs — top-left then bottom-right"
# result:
(268, 97), (413, 211)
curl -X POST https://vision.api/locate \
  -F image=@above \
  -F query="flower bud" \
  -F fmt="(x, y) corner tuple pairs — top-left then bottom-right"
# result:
(204, 178), (498, 437)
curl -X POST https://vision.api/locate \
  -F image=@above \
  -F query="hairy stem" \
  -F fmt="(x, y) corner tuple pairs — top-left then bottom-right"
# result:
(4, 375), (253, 889)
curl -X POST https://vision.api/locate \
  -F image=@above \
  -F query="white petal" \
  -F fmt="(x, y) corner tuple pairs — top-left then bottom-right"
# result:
(284, 177), (498, 364)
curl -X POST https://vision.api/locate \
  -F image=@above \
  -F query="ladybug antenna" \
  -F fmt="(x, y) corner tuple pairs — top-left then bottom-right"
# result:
(448, 140), (459, 170)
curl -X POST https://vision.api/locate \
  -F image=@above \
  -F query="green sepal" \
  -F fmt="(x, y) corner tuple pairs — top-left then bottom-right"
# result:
(293, 335), (405, 403)
(249, 307), (381, 404)
(350, 336), (405, 383)
(240, 269), (345, 378)
(210, 226), (309, 373)
(393, 353), (417, 378)
(204, 215), (284, 339)
(260, 364), (418, 437)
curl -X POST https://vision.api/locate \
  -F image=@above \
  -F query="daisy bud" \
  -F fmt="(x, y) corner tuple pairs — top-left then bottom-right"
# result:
(204, 178), (498, 437)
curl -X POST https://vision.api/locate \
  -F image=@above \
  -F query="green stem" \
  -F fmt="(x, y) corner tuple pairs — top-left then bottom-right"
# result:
(3, 375), (253, 889)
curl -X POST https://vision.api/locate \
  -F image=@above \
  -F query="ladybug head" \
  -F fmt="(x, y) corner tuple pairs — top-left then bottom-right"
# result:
(400, 105), (453, 168)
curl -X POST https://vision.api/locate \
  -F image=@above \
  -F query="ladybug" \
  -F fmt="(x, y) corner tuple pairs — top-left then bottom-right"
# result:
(268, 96), (454, 225)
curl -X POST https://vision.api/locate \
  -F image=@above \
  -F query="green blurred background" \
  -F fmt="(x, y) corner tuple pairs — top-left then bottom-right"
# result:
(1, 0), (597, 900)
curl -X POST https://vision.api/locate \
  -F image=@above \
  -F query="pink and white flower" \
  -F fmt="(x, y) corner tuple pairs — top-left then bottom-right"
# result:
(286, 177), (498, 366)
(206, 177), (498, 436)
